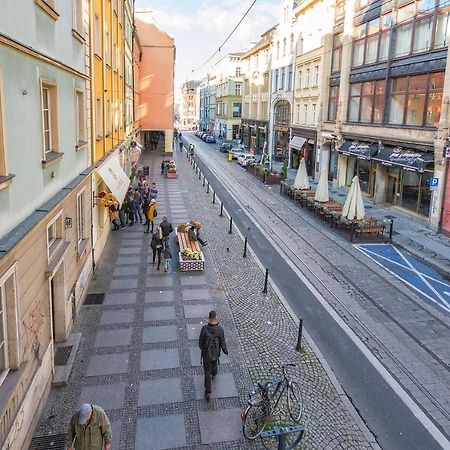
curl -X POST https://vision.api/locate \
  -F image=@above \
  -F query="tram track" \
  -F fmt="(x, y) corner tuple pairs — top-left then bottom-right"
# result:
(187, 137), (450, 431)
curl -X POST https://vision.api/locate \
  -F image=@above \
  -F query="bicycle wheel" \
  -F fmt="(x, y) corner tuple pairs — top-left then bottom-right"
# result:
(287, 381), (303, 423)
(242, 401), (270, 440)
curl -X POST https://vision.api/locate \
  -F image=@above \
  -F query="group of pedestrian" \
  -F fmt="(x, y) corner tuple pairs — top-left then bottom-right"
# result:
(150, 216), (174, 271)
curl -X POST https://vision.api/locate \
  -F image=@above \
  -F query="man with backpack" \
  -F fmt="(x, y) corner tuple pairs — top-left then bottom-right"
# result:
(198, 310), (228, 401)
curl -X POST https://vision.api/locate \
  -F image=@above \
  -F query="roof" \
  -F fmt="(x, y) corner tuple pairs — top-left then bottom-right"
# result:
(241, 27), (276, 59)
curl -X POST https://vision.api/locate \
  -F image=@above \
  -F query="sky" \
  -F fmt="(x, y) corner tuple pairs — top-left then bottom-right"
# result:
(135, 0), (280, 92)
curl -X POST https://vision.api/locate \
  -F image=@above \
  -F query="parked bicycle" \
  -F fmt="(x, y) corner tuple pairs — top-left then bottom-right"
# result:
(242, 363), (303, 440)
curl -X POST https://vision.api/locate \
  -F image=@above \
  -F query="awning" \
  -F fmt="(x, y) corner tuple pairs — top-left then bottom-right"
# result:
(97, 154), (130, 203)
(337, 141), (378, 159)
(372, 146), (434, 173)
(290, 136), (307, 150)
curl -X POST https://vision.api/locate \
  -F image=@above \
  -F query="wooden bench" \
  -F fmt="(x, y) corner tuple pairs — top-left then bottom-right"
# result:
(176, 228), (205, 271)
(354, 218), (385, 238)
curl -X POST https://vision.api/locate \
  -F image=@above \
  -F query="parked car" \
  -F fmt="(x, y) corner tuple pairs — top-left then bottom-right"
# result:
(205, 135), (216, 143)
(237, 154), (257, 166)
(220, 143), (233, 153)
(228, 148), (245, 159)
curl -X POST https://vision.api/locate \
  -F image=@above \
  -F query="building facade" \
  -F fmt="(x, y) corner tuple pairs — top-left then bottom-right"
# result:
(180, 80), (201, 130)
(0, 1), (92, 447)
(199, 75), (216, 133)
(319, 0), (450, 230)
(241, 27), (274, 155)
(292, 0), (335, 176)
(213, 53), (244, 141)
(135, 12), (175, 153)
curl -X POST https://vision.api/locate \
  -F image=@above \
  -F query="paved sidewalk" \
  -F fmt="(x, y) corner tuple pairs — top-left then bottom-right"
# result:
(272, 161), (450, 276)
(31, 150), (374, 449)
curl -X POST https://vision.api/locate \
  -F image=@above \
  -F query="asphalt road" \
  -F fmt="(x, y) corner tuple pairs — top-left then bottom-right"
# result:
(182, 134), (449, 450)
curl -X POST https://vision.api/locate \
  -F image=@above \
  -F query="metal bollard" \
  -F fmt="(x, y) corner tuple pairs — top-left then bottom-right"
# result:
(206, 182), (210, 193)
(212, 191), (216, 204)
(229, 216), (233, 234)
(262, 268), (269, 294)
(203, 176), (205, 187)
(198, 171), (201, 180)
(243, 237), (248, 258)
(295, 319), (303, 352)
(219, 202), (223, 216)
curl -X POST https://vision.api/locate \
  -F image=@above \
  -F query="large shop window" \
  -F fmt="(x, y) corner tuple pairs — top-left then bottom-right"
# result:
(388, 72), (443, 127)
(328, 85), (339, 121)
(348, 80), (386, 123)
(394, 0), (450, 57)
(352, 14), (392, 67)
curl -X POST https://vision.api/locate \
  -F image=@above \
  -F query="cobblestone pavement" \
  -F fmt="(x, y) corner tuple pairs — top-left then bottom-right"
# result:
(31, 147), (375, 450)
(184, 135), (450, 441)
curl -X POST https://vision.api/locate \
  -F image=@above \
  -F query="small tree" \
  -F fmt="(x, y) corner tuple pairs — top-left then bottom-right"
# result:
(281, 161), (288, 179)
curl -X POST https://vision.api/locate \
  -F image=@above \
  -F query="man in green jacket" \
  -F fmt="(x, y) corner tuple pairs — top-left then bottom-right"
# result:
(66, 403), (112, 450)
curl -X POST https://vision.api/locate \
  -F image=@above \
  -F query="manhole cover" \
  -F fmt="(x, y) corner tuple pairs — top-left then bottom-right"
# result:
(84, 293), (105, 305)
(54, 346), (72, 366)
(29, 434), (66, 449)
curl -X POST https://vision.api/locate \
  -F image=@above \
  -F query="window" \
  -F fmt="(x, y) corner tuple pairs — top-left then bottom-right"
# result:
(313, 65), (319, 86)
(283, 38), (287, 56)
(331, 33), (343, 72)
(41, 81), (58, 157)
(75, 89), (86, 146)
(76, 190), (86, 245)
(394, 0), (449, 57)
(235, 83), (242, 96)
(388, 72), (443, 126)
(352, 14), (392, 67)
(113, 43), (117, 71)
(105, 30), (110, 65)
(305, 68), (310, 87)
(0, 264), (19, 381)
(288, 65), (293, 90)
(328, 85), (339, 121)
(348, 80), (386, 123)
(297, 70), (302, 89)
(96, 97), (102, 138)
(72, 0), (83, 35)
(276, 41), (280, 59)
(94, 14), (101, 55)
(312, 104), (317, 124)
(303, 104), (308, 124)
(281, 68), (285, 90)
(47, 213), (63, 258)
(232, 103), (242, 118)
(0, 69), (8, 180)
(236, 67), (241, 76)
(296, 104), (301, 123)
(106, 99), (111, 134)
(290, 34), (294, 52)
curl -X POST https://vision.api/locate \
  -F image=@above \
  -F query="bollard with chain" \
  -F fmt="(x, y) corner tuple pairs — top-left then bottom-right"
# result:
(262, 268), (269, 294)
(243, 237), (248, 258)
(229, 216), (233, 234)
(203, 176), (205, 187)
(212, 191), (216, 204)
(220, 202), (223, 216)
(206, 182), (210, 193)
(198, 171), (201, 180)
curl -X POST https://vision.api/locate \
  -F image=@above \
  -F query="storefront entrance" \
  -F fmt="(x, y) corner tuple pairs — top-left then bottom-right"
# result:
(386, 173), (399, 205)
(346, 158), (376, 195)
(273, 101), (291, 161)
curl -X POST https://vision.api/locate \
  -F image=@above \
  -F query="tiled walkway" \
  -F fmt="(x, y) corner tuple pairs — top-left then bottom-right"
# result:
(32, 148), (374, 450)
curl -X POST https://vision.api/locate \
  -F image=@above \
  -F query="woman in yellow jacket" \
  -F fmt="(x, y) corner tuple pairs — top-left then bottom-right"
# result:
(145, 198), (158, 234)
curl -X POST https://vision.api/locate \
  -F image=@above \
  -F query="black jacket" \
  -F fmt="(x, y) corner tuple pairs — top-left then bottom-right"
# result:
(160, 220), (174, 237)
(199, 323), (228, 360)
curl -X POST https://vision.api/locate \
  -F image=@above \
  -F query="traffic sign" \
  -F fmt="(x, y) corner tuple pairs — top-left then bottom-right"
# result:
(429, 177), (439, 190)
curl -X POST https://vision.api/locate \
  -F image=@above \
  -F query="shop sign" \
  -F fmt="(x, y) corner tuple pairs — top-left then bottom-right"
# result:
(274, 126), (289, 132)
(429, 177), (439, 190)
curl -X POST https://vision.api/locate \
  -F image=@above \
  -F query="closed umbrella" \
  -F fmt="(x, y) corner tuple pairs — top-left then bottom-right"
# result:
(314, 168), (329, 202)
(293, 158), (310, 190)
(342, 175), (365, 220)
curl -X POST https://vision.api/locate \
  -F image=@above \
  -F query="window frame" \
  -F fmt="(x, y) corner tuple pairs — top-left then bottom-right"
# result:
(331, 32), (343, 72)
(0, 68), (9, 180)
(46, 212), (63, 260)
(328, 85), (339, 121)
(94, 14), (101, 56)
(96, 97), (103, 140)
(348, 80), (387, 124)
(40, 79), (59, 159)
(76, 189), (87, 250)
(75, 88), (86, 148)
(72, 0), (84, 39)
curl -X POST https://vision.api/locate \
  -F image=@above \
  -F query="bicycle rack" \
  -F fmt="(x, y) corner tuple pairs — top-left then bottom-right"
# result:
(261, 425), (305, 450)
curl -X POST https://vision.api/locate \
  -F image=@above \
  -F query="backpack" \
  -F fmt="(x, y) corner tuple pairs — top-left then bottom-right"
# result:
(204, 328), (221, 361)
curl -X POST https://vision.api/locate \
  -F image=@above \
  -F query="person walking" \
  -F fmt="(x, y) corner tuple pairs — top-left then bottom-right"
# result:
(149, 182), (158, 200)
(199, 310), (228, 401)
(66, 403), (112, 450)
(145, 199), (158, 233)
(108, 205), (120, 231)
(161, 160), (166, 174)
(134, 188), (143, 223)
(160, 216), (174, 247)
(142, 196), (150, 227)
(150, 227), (163, 270)
(179, 140), (183, 152)
(163, 246), (172, 272)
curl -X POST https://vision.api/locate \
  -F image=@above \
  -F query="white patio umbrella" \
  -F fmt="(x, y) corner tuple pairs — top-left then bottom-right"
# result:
(342, 175), (366, 220)
(314, 168), (329, 202)
(293, 158), (310, 190)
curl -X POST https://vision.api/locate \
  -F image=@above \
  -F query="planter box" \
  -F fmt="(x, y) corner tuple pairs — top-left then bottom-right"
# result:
(265, 174), (285, 185)
(178, 252), (205, 271)
(166, 172), (178, 179)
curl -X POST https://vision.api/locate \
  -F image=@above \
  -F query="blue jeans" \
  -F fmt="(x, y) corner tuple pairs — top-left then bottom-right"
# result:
(134, 205), (143, 223)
